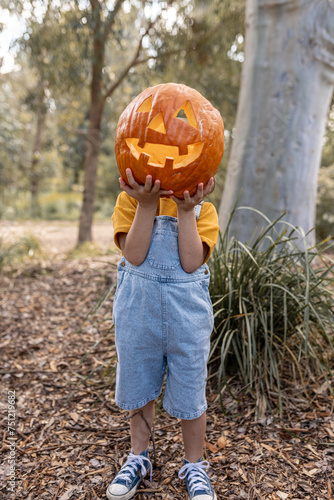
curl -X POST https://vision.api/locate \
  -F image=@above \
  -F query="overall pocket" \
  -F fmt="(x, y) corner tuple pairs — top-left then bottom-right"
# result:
(147, 230), (180, 271)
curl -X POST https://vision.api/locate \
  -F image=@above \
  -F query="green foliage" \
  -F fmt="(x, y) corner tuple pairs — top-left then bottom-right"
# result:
(152, 0), (245, 131)
(38, 192), (82, 220)
(322, 101), (334, 168)
(208, 207), (334, 415)
(317, 163), (334, 241)
(0, 71), (35, 202)
(16, 3), (88, 96)
(0, 235), (41, 271)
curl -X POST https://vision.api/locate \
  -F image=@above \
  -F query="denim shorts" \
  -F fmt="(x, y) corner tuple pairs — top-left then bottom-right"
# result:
(112, 214), (214, 420)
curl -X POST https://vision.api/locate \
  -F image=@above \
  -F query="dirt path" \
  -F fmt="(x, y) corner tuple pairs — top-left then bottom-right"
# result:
(0, 220), (114, 256)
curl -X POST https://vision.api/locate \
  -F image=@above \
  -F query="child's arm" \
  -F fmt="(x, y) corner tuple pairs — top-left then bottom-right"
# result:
(171, 178), (214, 273)
(118, 169), (173, 266)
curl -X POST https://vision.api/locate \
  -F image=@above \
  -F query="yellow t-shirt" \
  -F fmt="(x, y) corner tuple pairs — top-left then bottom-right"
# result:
(112, 191), (219, 263)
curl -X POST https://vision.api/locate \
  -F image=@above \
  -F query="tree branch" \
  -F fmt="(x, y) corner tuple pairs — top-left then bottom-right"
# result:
(133, 47), (186, 67)
(102, 19), (155, 103)
(102, 16), (224, 105)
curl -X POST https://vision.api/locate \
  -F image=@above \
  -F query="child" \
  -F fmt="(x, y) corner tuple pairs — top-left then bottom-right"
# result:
(106, 168), (219, 500)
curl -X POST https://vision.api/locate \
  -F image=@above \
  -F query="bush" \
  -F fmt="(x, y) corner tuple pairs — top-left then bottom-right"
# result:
(0, 235), (41, 272)
(208, 207), (334, 415)
(316, 163), (334, 241)
(39, 192), (82, 220)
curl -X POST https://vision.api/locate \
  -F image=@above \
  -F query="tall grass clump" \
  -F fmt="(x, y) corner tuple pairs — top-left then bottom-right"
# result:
(0, 235), (41, 272)
(208, 207), (334, 415)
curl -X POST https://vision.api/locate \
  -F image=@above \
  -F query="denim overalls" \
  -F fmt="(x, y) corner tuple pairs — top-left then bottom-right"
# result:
(113, 203), (214, 420)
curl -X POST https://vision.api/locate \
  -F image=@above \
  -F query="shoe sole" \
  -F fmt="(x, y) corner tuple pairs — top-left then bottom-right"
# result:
(106, 482), (139, 500)
(187, 493), (217, 500)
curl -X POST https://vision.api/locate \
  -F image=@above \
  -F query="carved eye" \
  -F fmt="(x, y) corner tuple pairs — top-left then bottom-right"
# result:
(136, 96), (152, 113)
(173, 101), (197, 128)
(136, 96), (166, 134)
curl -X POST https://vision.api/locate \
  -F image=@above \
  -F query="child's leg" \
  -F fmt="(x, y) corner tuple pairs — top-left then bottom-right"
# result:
(179, 411), (216, 499)
(181, 411), (206, 462)
(106, 401), (155, 499)
(130, 400), (155, 454)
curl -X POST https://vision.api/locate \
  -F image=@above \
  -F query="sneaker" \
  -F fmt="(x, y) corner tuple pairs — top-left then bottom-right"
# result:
(106, 449), (152, 500)
(178, 458), (217, 500)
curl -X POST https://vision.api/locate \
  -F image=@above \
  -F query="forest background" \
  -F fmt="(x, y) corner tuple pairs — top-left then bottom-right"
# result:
(1, 0), (333, 243)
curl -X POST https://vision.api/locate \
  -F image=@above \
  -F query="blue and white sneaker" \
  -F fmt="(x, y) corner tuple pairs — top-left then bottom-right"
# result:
(178, 458), (217, 500)
(106, 449), (152, 500)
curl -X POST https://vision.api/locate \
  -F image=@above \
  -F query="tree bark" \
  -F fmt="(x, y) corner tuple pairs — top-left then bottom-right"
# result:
(218, 0), (334, 246)
(77, 1), (104, 244)
(77, 110), (102, 243)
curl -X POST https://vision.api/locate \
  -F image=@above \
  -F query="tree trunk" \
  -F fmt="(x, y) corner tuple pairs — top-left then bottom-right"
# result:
(77, 108), (102, 243)
(77, 7), (104, 245)
(218, 0), (334, 246)
(31, 107), (46, 218)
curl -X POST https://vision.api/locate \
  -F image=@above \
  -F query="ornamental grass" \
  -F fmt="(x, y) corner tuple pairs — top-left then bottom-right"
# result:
(208, 207), (334, 416)
(0, 235), (41, 272)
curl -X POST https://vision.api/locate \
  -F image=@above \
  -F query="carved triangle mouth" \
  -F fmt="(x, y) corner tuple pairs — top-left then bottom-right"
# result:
(125, 138), (204, 169)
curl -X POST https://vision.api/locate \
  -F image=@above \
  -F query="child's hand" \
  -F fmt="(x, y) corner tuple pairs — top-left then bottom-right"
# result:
(120, 169), (173, 209)
(171, 177), (215, 212)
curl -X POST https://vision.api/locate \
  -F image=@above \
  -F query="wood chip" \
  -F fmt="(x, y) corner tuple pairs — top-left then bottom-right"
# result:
(1, 248), (333, 500)
(276, 492), (289, 500)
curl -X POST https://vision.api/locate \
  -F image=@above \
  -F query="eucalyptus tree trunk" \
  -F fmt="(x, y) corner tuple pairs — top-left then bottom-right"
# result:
(218, 0), (334, 246)
(77, 19), (104, 244)
(77, 105), (102, 243)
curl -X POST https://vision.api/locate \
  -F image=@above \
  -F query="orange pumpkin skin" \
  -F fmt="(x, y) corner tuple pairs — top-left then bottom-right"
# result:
(115, 83), (224, 198)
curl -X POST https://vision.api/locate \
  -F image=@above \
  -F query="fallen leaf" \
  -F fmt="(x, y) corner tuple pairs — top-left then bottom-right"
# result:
(313, 380), (329, 394)
(217, 436), (227, 449)
(302, 467), (321, 477)
(69, 412), (80, 423)
(59, 486), (81, 500)
(324, 426), (334, 438)
(50, 360), (58, 372)
(298, 481), (313, 492)
(276, 491), (289, 499)
(205, 441), (219, 453)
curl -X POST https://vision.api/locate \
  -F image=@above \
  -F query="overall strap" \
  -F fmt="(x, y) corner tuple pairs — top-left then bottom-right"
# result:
(194, 202), (203, 220)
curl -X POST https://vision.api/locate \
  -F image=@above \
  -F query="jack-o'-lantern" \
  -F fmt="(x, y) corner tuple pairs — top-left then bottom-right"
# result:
(115, 83), (224, 198)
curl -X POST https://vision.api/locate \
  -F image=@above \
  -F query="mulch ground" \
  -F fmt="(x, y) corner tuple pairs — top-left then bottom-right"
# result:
(0, 256), (333, 500)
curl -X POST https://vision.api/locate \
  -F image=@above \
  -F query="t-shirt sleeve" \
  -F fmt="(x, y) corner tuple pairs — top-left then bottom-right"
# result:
(112, 191), (138, 249)
(197, 202), (220, 263)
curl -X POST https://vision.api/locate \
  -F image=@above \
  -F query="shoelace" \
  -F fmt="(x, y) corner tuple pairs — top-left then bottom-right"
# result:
(178, 461), (211, 497)
(116, 452), (152, 484)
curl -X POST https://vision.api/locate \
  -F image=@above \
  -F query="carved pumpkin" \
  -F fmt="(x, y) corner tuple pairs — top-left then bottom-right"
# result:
(115, 83), (224, 198)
